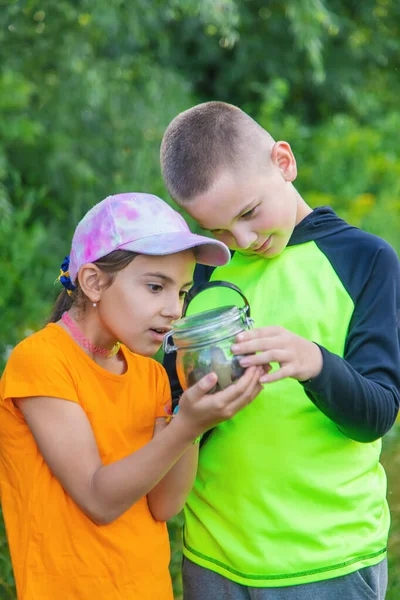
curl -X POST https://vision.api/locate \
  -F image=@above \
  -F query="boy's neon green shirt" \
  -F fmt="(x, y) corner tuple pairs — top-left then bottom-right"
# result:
(182, 210), (400, 587)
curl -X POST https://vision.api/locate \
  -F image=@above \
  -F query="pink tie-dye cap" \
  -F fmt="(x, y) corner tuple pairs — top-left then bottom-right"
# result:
(68, 192), (230, 282)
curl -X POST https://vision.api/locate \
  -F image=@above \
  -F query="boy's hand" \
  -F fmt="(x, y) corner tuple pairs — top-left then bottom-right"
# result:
(231, 327), (323, 384)
(176, 366), (263, 438)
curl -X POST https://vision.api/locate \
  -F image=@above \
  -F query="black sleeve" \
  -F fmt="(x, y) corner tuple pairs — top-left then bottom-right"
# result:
(162, 350), (182, 410)
(162, 263), (216, 409)
(302, 242), (400, 443)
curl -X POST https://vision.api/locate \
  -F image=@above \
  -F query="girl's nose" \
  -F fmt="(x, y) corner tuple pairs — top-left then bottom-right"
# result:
(162, 296), (183, 321)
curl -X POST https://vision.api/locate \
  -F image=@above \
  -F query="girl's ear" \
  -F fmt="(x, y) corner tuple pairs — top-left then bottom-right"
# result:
(271, 141), (297, 182)
(77, 264), (108, 304)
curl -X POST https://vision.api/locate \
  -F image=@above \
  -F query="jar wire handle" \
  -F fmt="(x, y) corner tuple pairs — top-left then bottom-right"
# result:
(182, 280), (251, 318)
(163, 330), (177, 354)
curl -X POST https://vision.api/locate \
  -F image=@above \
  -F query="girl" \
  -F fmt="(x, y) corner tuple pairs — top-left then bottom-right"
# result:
(0, 193), (262, 600)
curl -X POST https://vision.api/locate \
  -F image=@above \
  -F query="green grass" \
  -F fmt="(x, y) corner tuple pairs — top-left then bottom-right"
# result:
(382, 426), (400, 599)
(1, 427), (400, 598)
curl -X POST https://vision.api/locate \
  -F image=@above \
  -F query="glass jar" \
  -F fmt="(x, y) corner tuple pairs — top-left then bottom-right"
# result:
(163, 281), (253, 392)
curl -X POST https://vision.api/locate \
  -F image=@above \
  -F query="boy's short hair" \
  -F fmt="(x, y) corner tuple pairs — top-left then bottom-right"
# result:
(161, 101), (274, 203)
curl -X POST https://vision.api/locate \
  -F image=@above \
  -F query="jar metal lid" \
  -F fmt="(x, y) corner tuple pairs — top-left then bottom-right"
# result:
(163, 305), (252, 353)
(163, 280), (253, 354)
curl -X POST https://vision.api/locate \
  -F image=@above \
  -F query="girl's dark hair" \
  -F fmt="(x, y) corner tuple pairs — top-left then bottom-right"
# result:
(49, 250), (137, 323)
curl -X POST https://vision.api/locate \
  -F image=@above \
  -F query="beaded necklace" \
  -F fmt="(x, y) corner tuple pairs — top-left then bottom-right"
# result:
(61, 311), (121, 358)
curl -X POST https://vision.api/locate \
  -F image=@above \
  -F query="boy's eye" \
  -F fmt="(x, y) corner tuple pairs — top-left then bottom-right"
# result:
(240, 207), (256, 219)
(179, 290), (189, 299)
(148, 283), (163, 293)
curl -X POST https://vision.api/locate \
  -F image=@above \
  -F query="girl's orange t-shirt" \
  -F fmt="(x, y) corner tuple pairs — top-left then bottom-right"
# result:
(0, 324), (173, 600)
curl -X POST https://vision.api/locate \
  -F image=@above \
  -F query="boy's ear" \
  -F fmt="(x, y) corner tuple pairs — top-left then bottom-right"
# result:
(78, 263), (107, 303)
(271, 141), (297, 182)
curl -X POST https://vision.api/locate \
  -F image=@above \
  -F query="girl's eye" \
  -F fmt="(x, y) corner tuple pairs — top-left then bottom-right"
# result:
(212, 230), (231, 242)
(148, 283), (163, 293)
(179, 290), (189, 299)
(240, 207), (256, 220)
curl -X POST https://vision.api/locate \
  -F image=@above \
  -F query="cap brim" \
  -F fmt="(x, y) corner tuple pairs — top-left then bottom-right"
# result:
(119, 232), (231, 266)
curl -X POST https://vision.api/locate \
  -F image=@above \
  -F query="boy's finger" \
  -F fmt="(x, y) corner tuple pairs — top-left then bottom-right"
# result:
(238, 349), (287, 368)
(260, 364), (272, 376)
(231, 338), (277, 355)
(235, 326), (283, 343)
(259, 365), (292, 384)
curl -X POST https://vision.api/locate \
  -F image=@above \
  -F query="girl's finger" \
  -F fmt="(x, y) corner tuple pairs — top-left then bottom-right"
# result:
(225, 382), (261, 415)
(209, 367), (257, 404)
(183, 372), (219, 402)
(226, 368), (263, 413)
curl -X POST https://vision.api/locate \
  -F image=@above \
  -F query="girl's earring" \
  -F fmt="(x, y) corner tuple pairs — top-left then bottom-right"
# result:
(93, 301), (98, 308)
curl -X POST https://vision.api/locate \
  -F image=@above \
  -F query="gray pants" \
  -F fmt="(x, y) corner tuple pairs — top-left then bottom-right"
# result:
(182, 557), (388, 600)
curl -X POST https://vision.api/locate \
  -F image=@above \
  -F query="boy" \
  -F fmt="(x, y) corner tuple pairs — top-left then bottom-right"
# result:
(160, 102), (400, 599)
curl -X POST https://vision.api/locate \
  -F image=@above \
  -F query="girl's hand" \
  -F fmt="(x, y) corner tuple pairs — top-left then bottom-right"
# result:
(231, 326), (323, 383)
(175, 366), (263, 438)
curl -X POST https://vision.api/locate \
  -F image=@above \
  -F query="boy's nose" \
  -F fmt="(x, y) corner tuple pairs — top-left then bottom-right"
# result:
(233, 229), (257, 249)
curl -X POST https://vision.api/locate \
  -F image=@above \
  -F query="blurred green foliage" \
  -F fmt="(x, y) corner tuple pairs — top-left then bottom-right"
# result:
(0, 1), (399, 598)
